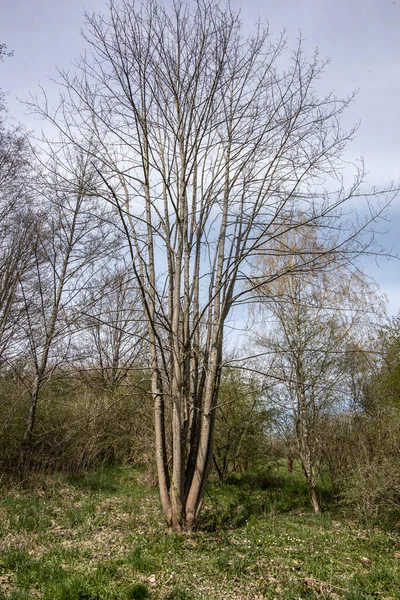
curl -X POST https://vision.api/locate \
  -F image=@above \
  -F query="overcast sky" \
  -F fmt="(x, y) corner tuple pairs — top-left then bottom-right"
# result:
(1, 0), (399, 314)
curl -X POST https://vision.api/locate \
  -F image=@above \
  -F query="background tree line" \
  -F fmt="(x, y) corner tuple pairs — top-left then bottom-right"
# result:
(0, 0), (399, 532)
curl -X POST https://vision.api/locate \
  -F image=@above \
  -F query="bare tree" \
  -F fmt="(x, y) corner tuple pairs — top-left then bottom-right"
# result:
(251, 226), (382, 513)
(0, 83), (34, 366)
(16, 146), (116, 469)
(72, 265), (148, 392)
(0, 209), (34, 366)
(30, 0), (393, 529)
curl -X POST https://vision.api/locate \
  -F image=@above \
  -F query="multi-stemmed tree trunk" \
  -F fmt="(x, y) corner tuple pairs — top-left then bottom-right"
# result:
(31, 0), (392, 529)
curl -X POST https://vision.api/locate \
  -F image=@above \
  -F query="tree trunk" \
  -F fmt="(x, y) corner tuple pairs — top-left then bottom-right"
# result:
(19, 379), (41, 474)
(309, 484), (321, 515)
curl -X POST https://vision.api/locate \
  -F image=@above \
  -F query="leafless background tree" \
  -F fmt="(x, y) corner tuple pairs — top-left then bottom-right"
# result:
(72, 265), (148, 392)
(251, 226), (382, 512)
(13, 145), (117, 470)
(0, 98), (35, 368)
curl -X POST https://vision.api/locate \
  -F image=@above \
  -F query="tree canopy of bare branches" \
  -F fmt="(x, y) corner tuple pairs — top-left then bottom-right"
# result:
(30, 0), (394, 529)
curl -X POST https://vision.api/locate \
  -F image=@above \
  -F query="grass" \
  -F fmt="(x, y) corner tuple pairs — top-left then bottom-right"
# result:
(0, 463), (399, 599)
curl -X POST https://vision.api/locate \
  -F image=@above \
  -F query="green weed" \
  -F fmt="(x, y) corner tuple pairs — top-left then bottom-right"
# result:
(42, 574), (101, 600)
(125, 545), (156, 574)
(0, 592), (31, 600)
(2, 497), (52, 532)
(0, 546), (33, 573)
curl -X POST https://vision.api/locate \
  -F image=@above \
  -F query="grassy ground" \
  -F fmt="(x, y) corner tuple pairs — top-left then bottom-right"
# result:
(0, 464), (399, 600)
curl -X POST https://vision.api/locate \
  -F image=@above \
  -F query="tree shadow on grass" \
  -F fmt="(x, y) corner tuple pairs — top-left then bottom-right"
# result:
(197, 468), (334, 532)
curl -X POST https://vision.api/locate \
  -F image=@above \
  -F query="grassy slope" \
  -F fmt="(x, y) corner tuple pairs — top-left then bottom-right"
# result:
(0, 464), (399, 600)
